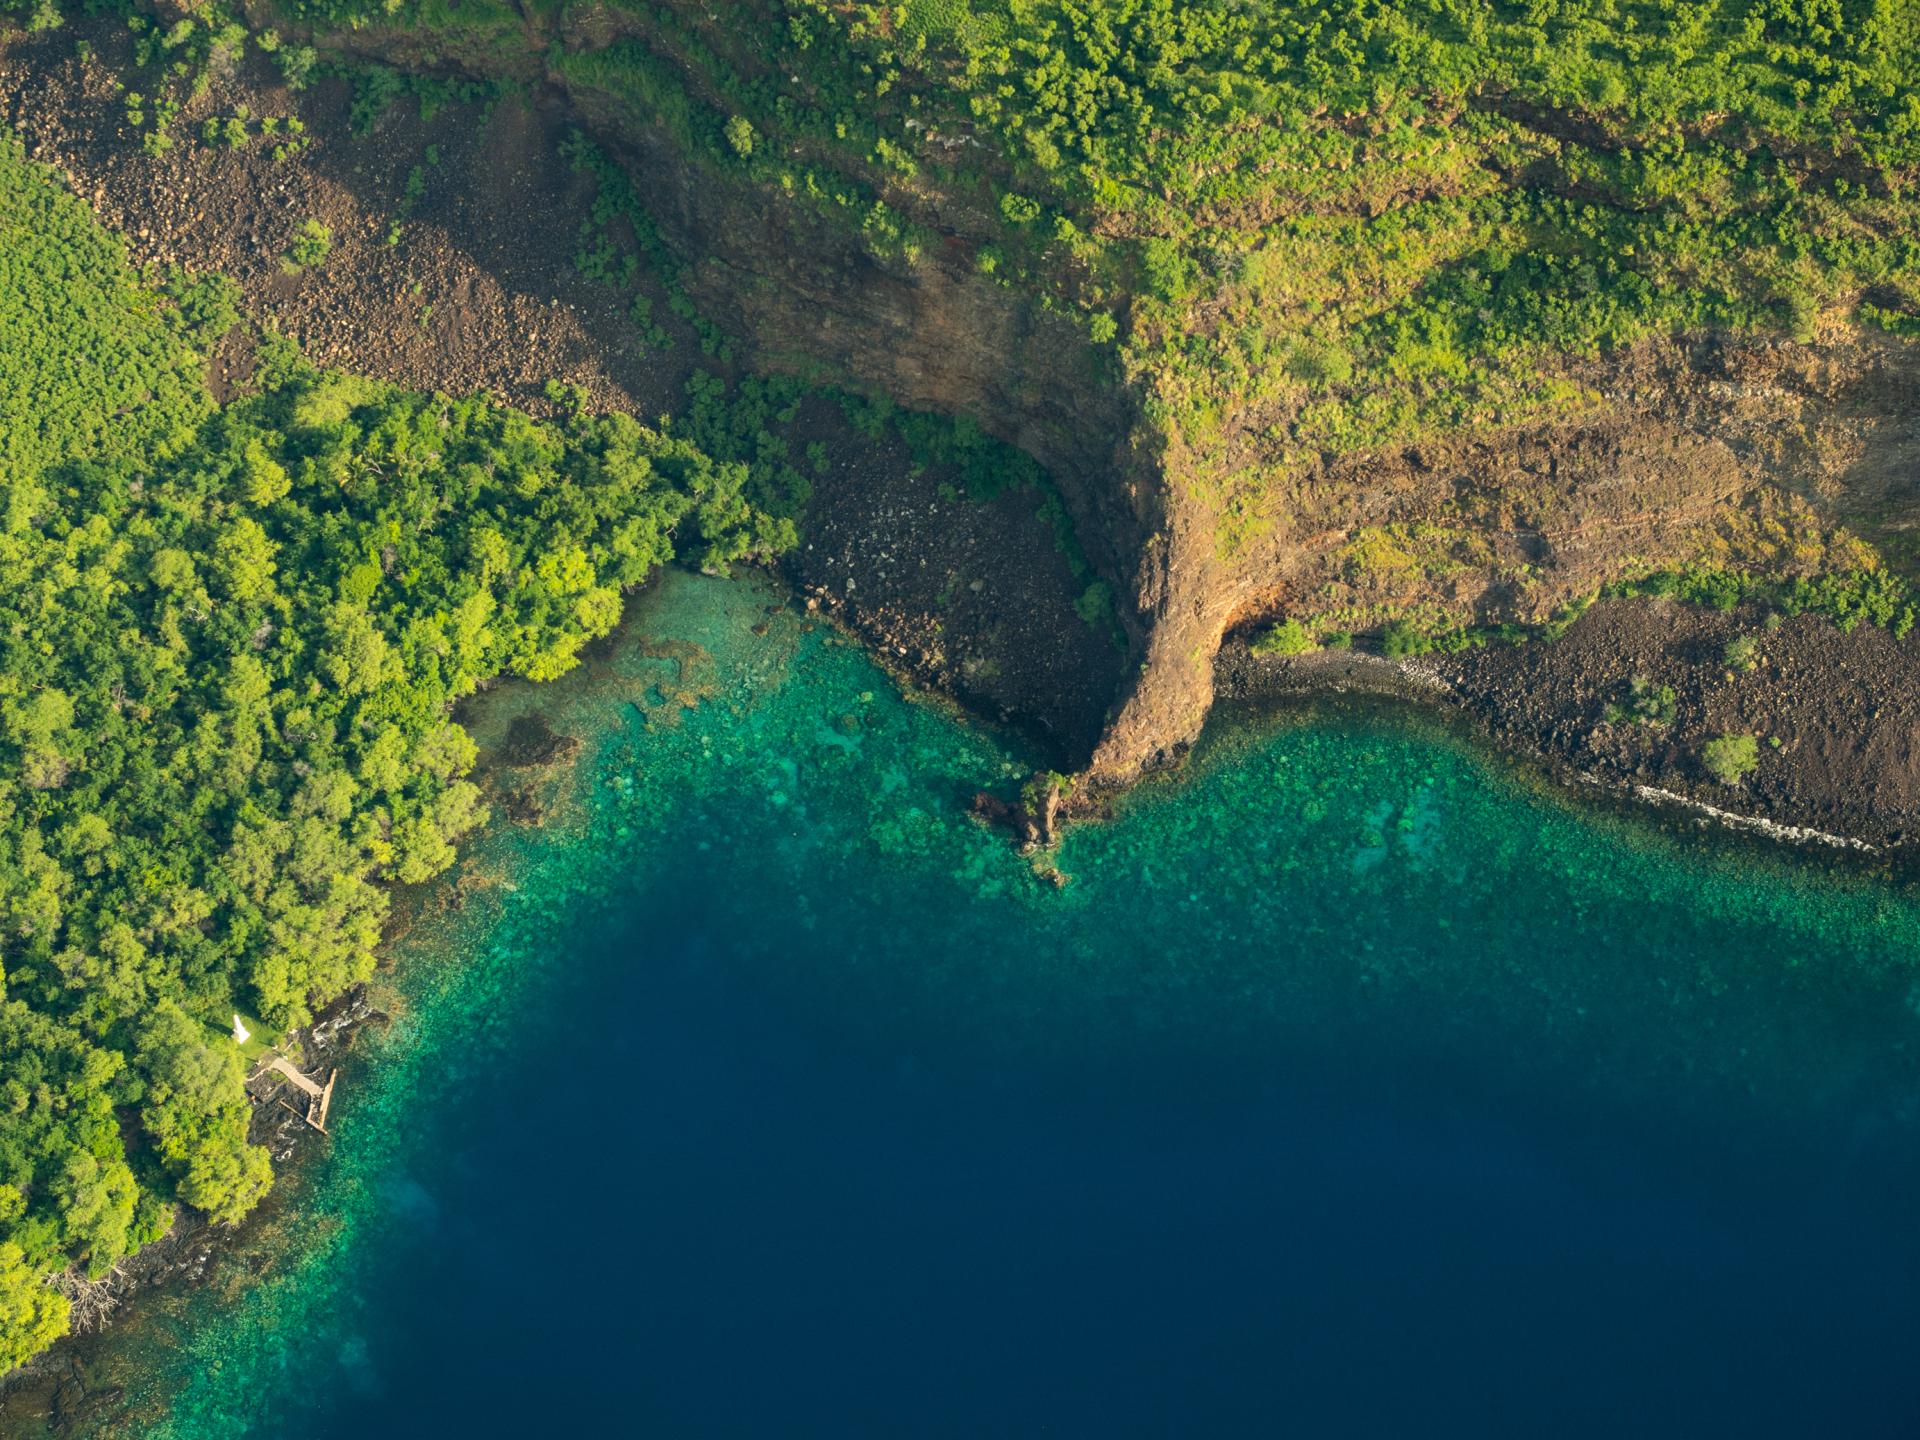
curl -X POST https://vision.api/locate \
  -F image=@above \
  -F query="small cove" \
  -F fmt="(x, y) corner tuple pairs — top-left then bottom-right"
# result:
(44, 569), (1920, 1438)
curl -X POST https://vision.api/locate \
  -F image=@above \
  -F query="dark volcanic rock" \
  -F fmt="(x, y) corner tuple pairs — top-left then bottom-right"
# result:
(497, 714), (583, 769)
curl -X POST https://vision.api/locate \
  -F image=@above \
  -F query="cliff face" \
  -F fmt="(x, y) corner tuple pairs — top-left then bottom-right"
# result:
(298, 12), (1920, 794)
(590, 105), (1157, 600)
(1102, 328), (1920, 781)
(294, 6), (1175, 736)
(304, 6), (1155, 583)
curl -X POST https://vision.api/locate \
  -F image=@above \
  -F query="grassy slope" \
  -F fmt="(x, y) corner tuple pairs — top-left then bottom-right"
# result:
(0, 130), (212, 483)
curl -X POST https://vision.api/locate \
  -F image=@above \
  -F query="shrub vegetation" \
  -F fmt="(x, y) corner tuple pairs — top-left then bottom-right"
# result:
(1702, 733), (1761, 784)
(1251, 619), (1317, 657)
(280, 217), (332, 272)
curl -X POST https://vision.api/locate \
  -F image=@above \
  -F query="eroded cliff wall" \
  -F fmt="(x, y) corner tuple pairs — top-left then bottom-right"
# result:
(273, 5), (1920, 793)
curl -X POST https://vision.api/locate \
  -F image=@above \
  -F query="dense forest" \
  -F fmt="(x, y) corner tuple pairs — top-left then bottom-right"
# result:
(0, 130), (788, 1371)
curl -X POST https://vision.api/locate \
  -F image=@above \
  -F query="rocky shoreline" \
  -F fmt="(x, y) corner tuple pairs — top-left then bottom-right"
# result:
(1219, 594), (1920, 864)
(767, 554), (1920, 868)
(0, 987), (384, 1431)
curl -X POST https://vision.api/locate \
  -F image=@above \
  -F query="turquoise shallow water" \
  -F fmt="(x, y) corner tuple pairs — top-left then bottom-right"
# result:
(64, 572), (1920, 1437)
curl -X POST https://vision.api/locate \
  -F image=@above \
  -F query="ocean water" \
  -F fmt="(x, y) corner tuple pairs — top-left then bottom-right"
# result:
(69, 571), (1920, 1437)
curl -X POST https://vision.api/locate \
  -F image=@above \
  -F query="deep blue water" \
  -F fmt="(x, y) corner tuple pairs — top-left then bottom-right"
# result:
(115, 575), (1920, 1438)
(320, 902), (1920, 1438)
